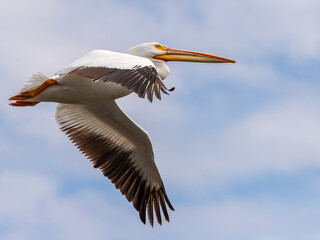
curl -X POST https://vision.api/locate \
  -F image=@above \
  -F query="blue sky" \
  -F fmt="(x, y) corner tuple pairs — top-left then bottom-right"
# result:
(1, 0), (320, 239)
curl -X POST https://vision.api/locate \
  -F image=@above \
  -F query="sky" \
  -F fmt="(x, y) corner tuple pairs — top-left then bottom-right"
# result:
(1, 0), (320, 239)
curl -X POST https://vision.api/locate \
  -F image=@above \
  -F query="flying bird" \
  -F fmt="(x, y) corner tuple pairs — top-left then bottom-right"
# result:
(9, 43), (235, 226)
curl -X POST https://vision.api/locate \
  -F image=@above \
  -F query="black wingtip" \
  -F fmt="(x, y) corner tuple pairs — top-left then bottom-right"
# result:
(140, 211), (146, 225)
(163, 189), (175, 211)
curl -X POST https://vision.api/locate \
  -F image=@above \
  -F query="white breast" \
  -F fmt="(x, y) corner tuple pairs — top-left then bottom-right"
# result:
(33, 74), (132, 104)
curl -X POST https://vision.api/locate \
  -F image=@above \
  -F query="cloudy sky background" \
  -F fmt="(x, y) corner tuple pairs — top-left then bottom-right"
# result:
(1, 0), (320, 239)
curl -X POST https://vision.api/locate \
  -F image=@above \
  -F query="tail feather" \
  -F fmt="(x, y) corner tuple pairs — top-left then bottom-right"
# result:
(19, 72), (48, 93)
(9, 72), (50, 107)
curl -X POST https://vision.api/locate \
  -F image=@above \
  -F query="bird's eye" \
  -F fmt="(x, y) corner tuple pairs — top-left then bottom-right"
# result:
(154, 44), (167, 51)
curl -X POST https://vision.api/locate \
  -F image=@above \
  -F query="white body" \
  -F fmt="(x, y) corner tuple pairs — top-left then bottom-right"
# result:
(36, 74), (132, 104)
(11, 42), (236, 226)
(23, 48), (170, 104)
(12, 44), (175, 226)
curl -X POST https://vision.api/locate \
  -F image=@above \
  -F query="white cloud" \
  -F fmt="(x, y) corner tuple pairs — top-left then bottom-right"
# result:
(175, 61), (281, 92)
(2, 0), (319, 186)
(0, 169), (137, 240)
(215, 95), (320, 172)
(2, 1), (320, 239)
(169, 197), (320, 240)
(157, 92), (320, 190)
(1, 169), (320, 240)
(155, 0), (320, 60)
(2, 104), (63, 144)
(0, 170), (58, 225)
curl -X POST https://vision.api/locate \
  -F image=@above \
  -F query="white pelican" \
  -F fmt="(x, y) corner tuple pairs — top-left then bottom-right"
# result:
(9, 43), (235, 226)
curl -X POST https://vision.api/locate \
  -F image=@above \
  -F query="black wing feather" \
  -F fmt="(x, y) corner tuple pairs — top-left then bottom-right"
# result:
(67, 66), (169, 102)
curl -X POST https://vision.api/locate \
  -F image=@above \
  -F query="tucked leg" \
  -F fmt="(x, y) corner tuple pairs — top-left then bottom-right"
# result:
(9, 79), (57, 101)
(9, 101), (39, 107)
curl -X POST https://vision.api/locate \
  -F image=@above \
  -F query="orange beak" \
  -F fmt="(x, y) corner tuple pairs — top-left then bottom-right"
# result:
(153, 47), (236, 63)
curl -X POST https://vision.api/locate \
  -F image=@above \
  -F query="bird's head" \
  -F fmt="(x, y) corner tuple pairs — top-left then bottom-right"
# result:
(130, 42), (236, 63)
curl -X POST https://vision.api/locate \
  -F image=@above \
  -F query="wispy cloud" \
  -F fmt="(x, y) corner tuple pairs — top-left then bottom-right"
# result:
(1, 0), (320, 239)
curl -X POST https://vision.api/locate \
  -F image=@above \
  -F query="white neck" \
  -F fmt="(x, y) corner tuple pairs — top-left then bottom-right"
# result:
(149, 59), (170, 80)
(129, 44), (170, 80)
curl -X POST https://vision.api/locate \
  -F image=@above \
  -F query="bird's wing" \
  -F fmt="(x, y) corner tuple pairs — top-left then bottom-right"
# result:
(55, 101), (174, 226)
(56, 50), (169, 102)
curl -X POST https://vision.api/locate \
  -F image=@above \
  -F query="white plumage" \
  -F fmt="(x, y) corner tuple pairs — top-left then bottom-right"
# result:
(68, 50), (154, 70)
(9, 42), (235, 226)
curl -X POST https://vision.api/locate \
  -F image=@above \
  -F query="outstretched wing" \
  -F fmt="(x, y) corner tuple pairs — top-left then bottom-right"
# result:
(56, 50), (169, 102)
(55, 101), (174, 226)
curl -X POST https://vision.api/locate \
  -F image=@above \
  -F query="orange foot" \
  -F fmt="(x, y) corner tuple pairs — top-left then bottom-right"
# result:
(9, 79), (57, 101)
(9, 91), (38, 100)
(9, 101), (39, 107)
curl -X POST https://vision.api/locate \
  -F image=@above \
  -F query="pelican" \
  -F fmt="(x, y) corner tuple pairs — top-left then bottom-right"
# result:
(9, 43), (235, 226)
